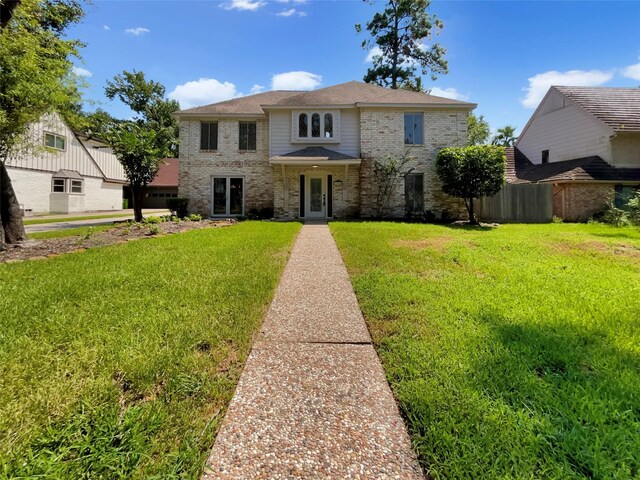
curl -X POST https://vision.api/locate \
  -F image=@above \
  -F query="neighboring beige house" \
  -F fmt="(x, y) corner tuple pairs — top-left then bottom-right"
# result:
(175, 81), (474, 220)
(5, 112), (127, 214)
(513, 86), (640, 220)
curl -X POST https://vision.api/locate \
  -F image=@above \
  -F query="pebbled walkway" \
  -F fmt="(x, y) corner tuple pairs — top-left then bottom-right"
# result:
(202, 223), (423, 479)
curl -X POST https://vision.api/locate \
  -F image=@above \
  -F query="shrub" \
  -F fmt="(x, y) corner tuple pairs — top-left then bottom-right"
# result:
(148, 224), (160, 235)
(594, 191), (640, 227)
(246, 207), (274, 220)
(188, 213), (202, 221)
(436, 145), (506, 224)
(166, 198), (189, 218)
(144, 216), (161, 224)
(552, 216), (564, 224)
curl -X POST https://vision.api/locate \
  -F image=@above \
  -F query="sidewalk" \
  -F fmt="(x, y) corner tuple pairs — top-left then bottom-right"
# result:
(202, 223), (423, 479)
(25, 209), (170, 233)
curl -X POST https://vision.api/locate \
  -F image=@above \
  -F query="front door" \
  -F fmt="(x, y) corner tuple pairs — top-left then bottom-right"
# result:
(306, 175), (326, 218)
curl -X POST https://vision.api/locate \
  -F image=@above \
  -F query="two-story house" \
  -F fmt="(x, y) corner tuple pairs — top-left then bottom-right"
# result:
(513, 86), (640, 220)
(175, 81), (475, 219)
(5, 112), (127, 214)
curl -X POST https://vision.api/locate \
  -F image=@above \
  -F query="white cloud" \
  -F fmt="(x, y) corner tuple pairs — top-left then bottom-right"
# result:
(125, 27), (150, 36)
(275, 0), (307, 3)
(168, 78), (240, 109)
(271, 71), (322, 90)
(72, 66), (93, 78)
(277, 7), (306, 17)
(250, 84), (265, 94)
(429, 87), (468, 101)
(103, 25), (110, 31)
(220, 0), (266, 11)
(622, 62), (640, 81)
(521, 69), (613, 108)
(365, 46), (383, 63)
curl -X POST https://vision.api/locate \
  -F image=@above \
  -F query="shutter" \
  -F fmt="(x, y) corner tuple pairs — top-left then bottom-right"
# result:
(300, 175), (305, 217)
(327, 175), (333, 218)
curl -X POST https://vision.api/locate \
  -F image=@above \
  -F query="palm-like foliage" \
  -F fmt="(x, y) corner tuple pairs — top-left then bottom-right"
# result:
(492, 125), (517, 146)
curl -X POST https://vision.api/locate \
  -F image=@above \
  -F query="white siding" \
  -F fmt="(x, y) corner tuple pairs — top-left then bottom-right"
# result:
(84, 179), (123, 211)
(88, 147), (126, 181)
(611, 133), (640, 167)
(270, 109), (360, 157)
(518, 93), (612, 164)
(7, 168), (53, 213)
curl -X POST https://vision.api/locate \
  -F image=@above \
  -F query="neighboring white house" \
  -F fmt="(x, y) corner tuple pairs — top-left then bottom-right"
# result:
(4, 112), (127, 214)
(513, 86), (640, 220)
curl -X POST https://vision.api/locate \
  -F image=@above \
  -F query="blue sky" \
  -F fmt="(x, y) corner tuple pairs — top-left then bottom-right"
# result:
(69, 0), (640, 134)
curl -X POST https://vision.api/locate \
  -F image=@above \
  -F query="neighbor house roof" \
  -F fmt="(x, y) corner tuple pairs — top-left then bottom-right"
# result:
(553, 86), (640, 132)
(149, 158), (178, 187)
(175, 81), (476, 116)
(506, 148), (640, 184)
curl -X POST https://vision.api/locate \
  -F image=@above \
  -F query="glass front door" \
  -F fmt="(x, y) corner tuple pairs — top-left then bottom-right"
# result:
(212, 177), (244, 216)
(306, 175), (325, 218)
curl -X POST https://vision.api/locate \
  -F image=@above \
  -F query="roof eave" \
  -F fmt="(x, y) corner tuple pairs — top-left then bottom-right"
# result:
(261, 104), (355, 110)
(173, 112), (267, 119)
(355, 102), (476, 109)
(269, 159), (362, 166)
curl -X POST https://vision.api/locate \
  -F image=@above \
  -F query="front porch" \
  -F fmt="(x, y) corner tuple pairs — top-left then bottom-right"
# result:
(270, 147), (361, 219)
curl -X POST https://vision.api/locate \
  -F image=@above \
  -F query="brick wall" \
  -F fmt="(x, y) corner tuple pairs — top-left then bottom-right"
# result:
(178, 118), (272, 215)
(359, 108), (468, 219)
(553, 183), (612, 221)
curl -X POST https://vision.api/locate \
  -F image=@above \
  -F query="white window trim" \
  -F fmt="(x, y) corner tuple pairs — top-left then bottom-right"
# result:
(44, 131), (67, 151)
(211, 175), (245, 217)
(51, 178), (84, 194)
(291, 110), (340, 144)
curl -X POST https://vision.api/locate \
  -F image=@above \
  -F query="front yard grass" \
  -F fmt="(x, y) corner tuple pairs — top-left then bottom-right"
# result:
(0, 221), (300, 478)
(331, 222), (640, 479)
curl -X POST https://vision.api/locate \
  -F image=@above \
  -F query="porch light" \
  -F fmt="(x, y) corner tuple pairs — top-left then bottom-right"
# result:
(333, 179), (343, 187)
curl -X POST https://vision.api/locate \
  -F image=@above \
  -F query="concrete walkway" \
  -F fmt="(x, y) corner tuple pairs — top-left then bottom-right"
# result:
(203, 223), (423, 479)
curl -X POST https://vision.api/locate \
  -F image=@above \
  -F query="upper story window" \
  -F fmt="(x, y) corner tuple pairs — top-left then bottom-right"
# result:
(200, 122), (218, 151)
(44, 132), (66, 151)
(239, 121), (257, 151)
(404, 113), (424, 145)
(541, 150), (549, 164)
(293, 111), (339, 142)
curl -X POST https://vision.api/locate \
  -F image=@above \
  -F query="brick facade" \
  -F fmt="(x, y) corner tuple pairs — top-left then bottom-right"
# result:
(552, 183), (612, 221)
(179, 108), (470, 219)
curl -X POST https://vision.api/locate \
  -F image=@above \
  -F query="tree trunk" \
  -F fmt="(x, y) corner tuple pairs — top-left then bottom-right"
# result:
(467, 197), (479, 225)
(1, 159), (26, 246)
(131, 185), (144, 222)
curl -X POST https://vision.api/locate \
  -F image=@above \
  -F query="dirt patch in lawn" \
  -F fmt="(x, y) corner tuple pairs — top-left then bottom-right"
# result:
(550, 239), (640, 261)
(393, 236), (455, 252)
(1, 219), (236, 263)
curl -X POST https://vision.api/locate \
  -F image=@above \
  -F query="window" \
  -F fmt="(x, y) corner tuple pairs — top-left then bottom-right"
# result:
(404, 113), (424, 145)
(52, 178), (65, 192)
(212, 177), (244, 216)
(239, 122), (257, 151)
(542, 150), (549, 164)
(614, 185), (639, 208)
(70, 180), (83, 193)
(200, 122), (218, 150)
(404, 173), (424, 216)
(44, 132), (66, 151)
(293, 111), (339, 142)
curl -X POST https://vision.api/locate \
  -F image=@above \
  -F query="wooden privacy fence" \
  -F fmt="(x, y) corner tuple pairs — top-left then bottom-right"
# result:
(476, 183), (553, 223)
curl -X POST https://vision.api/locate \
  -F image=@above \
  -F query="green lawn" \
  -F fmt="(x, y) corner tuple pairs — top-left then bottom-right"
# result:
(23, 212), (134, 225)
(331, 222), (640, 480)
(0, 221), (300, 478)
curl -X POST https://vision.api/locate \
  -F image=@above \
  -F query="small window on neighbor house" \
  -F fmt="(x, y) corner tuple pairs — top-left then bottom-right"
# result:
(44, 132), (66, 151)
(239, 121), (257, 150)
(298, 113), (308, 137)
(200, 122), (218, 151)
(52, 178), (65, 193)
(404, 113), (424, 145)
(542, 150), (549, 164)
(70, 179), (83, 193)
(614, 185), (639, 208)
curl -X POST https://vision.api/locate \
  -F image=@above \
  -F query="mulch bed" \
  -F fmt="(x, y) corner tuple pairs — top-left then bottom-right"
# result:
(1, 219), (236, 263)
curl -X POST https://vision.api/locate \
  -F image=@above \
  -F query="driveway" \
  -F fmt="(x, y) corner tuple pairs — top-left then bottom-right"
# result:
(25, 209), (170, 233)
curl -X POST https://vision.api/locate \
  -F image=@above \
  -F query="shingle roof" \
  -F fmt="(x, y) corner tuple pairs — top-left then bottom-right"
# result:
(271, 147), (357, 161)
(177, 91), (301, 116)
(53, 169), (82, 179)
(149, 158), (178, 187)
(176, 81), (475, 116)
(507, 148), (640, 184)
(554, 86), (640, 132)
(267, 81), (475, 108)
